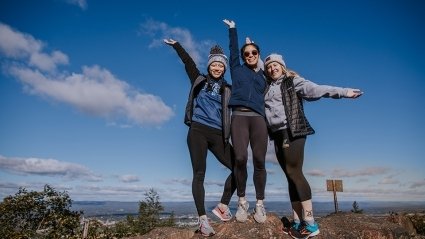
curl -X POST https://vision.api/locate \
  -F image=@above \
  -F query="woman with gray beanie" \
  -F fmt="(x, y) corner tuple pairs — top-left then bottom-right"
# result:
(164, 39), (236, 237)
(263, 53), (362, 239)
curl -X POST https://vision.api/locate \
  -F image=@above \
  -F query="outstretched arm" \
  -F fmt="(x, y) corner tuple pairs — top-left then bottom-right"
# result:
(223, 19), (240, 70)
(164, 38), (200, 83)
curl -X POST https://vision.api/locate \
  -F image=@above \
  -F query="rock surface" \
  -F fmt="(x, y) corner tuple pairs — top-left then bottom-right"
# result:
(127, 212), (425, 239)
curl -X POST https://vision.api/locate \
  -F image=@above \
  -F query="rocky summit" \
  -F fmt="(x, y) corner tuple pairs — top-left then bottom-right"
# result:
(127, 212), (425, 239)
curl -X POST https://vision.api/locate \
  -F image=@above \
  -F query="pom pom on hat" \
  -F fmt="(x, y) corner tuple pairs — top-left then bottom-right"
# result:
(264, 53), (286, 68)
(208, 45), (228, 70)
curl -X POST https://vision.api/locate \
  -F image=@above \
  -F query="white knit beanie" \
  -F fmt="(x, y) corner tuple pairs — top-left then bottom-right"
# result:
(264, 53), (286, 68)
(208, 45), (228, 71)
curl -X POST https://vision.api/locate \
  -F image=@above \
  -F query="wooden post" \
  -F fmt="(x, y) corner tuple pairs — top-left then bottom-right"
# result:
(327, 179), (343, 213)
(332, 180), (338, 213)
(82, 220), (89, 239)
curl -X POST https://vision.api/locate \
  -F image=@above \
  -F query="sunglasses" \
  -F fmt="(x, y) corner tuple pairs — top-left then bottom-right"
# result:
(244, 50), (258, 57)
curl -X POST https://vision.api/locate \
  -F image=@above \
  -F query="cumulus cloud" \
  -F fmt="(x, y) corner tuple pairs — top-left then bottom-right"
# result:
(410, 179), (425, 189)
(139, 19), (213, 66)
(0, 155), (102, 181)
(331, 167), (390, 178)
(119, 174), (140, 183)
(0, 23), (69, 72)
(378, 176), (399, 185)
(307, 169), (326, 177)
(0, 22), (174, 127)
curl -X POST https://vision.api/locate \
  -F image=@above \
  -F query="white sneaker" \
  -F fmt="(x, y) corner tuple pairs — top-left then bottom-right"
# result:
(198, 216), (215, 237)
(253, 203), (267, 223)
(235, 200), (249, 222)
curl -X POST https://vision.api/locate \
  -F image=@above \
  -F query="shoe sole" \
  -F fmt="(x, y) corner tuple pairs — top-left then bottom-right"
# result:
(289, 229), (320, 239)
(212, 208), (231, 222)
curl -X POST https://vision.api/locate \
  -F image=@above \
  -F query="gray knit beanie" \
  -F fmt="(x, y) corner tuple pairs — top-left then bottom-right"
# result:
(208, 45), (228, 70)
(264, 53), (286, 68)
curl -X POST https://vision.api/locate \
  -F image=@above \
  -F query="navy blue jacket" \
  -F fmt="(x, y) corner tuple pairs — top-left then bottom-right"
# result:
(228, 27), (266, 117)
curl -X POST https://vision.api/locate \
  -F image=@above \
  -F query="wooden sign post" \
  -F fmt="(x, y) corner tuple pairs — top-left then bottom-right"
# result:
(326, 179), (343, 213)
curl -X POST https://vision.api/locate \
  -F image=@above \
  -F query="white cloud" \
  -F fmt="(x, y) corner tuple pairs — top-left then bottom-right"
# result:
(139, 19), (213, 66)
(119, 175), (140, 183)
(0, 22), (69, 72)
(66, 0), (87, 10)
(0, 22), (174, 127)
(331, 167), (390, 178)
(410, 179), (425, 189)
(307, 169), (327, 177)
(0, 155), (102, 181)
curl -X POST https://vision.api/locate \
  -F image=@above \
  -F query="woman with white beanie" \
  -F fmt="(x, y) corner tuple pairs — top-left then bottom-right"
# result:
(164, 39), (236, 237)
(263, 53), (363, 239)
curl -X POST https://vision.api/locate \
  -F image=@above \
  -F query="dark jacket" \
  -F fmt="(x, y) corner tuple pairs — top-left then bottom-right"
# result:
(172, 42), (232, 144)
(228, 28), (266, 117)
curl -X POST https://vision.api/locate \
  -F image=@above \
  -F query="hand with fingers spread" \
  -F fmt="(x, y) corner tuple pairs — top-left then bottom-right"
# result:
(163, 38), (177, 45)
(223, 19), (235, 28)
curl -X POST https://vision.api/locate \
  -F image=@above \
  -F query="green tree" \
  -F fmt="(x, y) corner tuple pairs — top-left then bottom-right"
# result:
(0, 185), (82, 239)
(351, 200), (363, 213)
(137, 188), (164, 234)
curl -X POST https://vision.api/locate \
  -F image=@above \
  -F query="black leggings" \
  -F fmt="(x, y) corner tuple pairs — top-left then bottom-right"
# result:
(272, 129), (312, 202)
(231, 115), (268, 200)
(187, 122), (236, 216)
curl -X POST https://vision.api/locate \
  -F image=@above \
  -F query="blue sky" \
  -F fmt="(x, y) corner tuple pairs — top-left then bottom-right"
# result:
(1, 0), (424, 203)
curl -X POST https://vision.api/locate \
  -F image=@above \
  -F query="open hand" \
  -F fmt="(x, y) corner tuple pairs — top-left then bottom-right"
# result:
(347, 89), (363, 98)
(163, 38), (177, 45)
(223, 19), (236, 28)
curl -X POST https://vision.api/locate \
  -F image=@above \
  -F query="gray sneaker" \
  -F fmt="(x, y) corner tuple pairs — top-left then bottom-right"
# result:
(235, 200), (249, 222)
(253, 203), (267, 223)
(198, 217), (215, 237)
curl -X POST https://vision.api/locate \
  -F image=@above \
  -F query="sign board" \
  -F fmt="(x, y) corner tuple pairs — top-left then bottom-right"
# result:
(326, 179), (343, 192)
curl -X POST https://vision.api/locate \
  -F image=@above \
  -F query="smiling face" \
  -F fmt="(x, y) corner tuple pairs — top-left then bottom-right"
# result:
(242, 45), (259, 68)
(266, 61), (285, 80)
(208, 62), (225, 79)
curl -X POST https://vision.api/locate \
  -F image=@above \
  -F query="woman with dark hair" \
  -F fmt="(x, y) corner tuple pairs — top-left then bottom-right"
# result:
(164, 39), (236, 237)
(223, 19), (268, 224)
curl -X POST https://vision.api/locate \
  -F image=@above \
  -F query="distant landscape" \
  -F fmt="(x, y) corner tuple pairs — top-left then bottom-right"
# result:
(72, 200), (425, 226)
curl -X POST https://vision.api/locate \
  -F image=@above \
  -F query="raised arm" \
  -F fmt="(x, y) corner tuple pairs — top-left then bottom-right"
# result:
(164, 38), (201, 83)
(223, 19), (241, 69)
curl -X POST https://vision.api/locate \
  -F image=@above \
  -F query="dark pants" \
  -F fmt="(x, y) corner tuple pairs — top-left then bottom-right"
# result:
(187, 122), (236, 216)
(272, 129), (312, 202)
(231, 115), (268, 200)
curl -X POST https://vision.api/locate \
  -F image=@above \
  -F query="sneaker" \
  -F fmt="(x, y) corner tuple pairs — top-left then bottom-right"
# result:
(198, 217), (216, 237)
(235, 200), (249, 222)
(281, 219), (300, 235)
(212, 205), (232, 221)
(289, 221), (320, 239)
(253, 203), (267, 223)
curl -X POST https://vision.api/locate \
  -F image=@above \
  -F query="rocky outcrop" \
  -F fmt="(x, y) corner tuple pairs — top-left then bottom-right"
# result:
(128, 212), (425, 239)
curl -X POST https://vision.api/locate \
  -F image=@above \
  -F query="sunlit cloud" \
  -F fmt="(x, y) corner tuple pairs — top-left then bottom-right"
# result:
(410, 179), (425, 189)
(0, 23), (68, 72)
(139, 19), (213, 66)
(307, 169), (327, 177)
(0, 155), (102, 182)
(119, 175), (140, 183)
(332, 167), (390, 178)
(0, 22), (174, 127)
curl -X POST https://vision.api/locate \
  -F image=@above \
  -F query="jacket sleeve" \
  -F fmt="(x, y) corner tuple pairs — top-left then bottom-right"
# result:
(172, 42), (201, 84)
(228, 28), (241, 70)
(293, 76), (349, 101)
